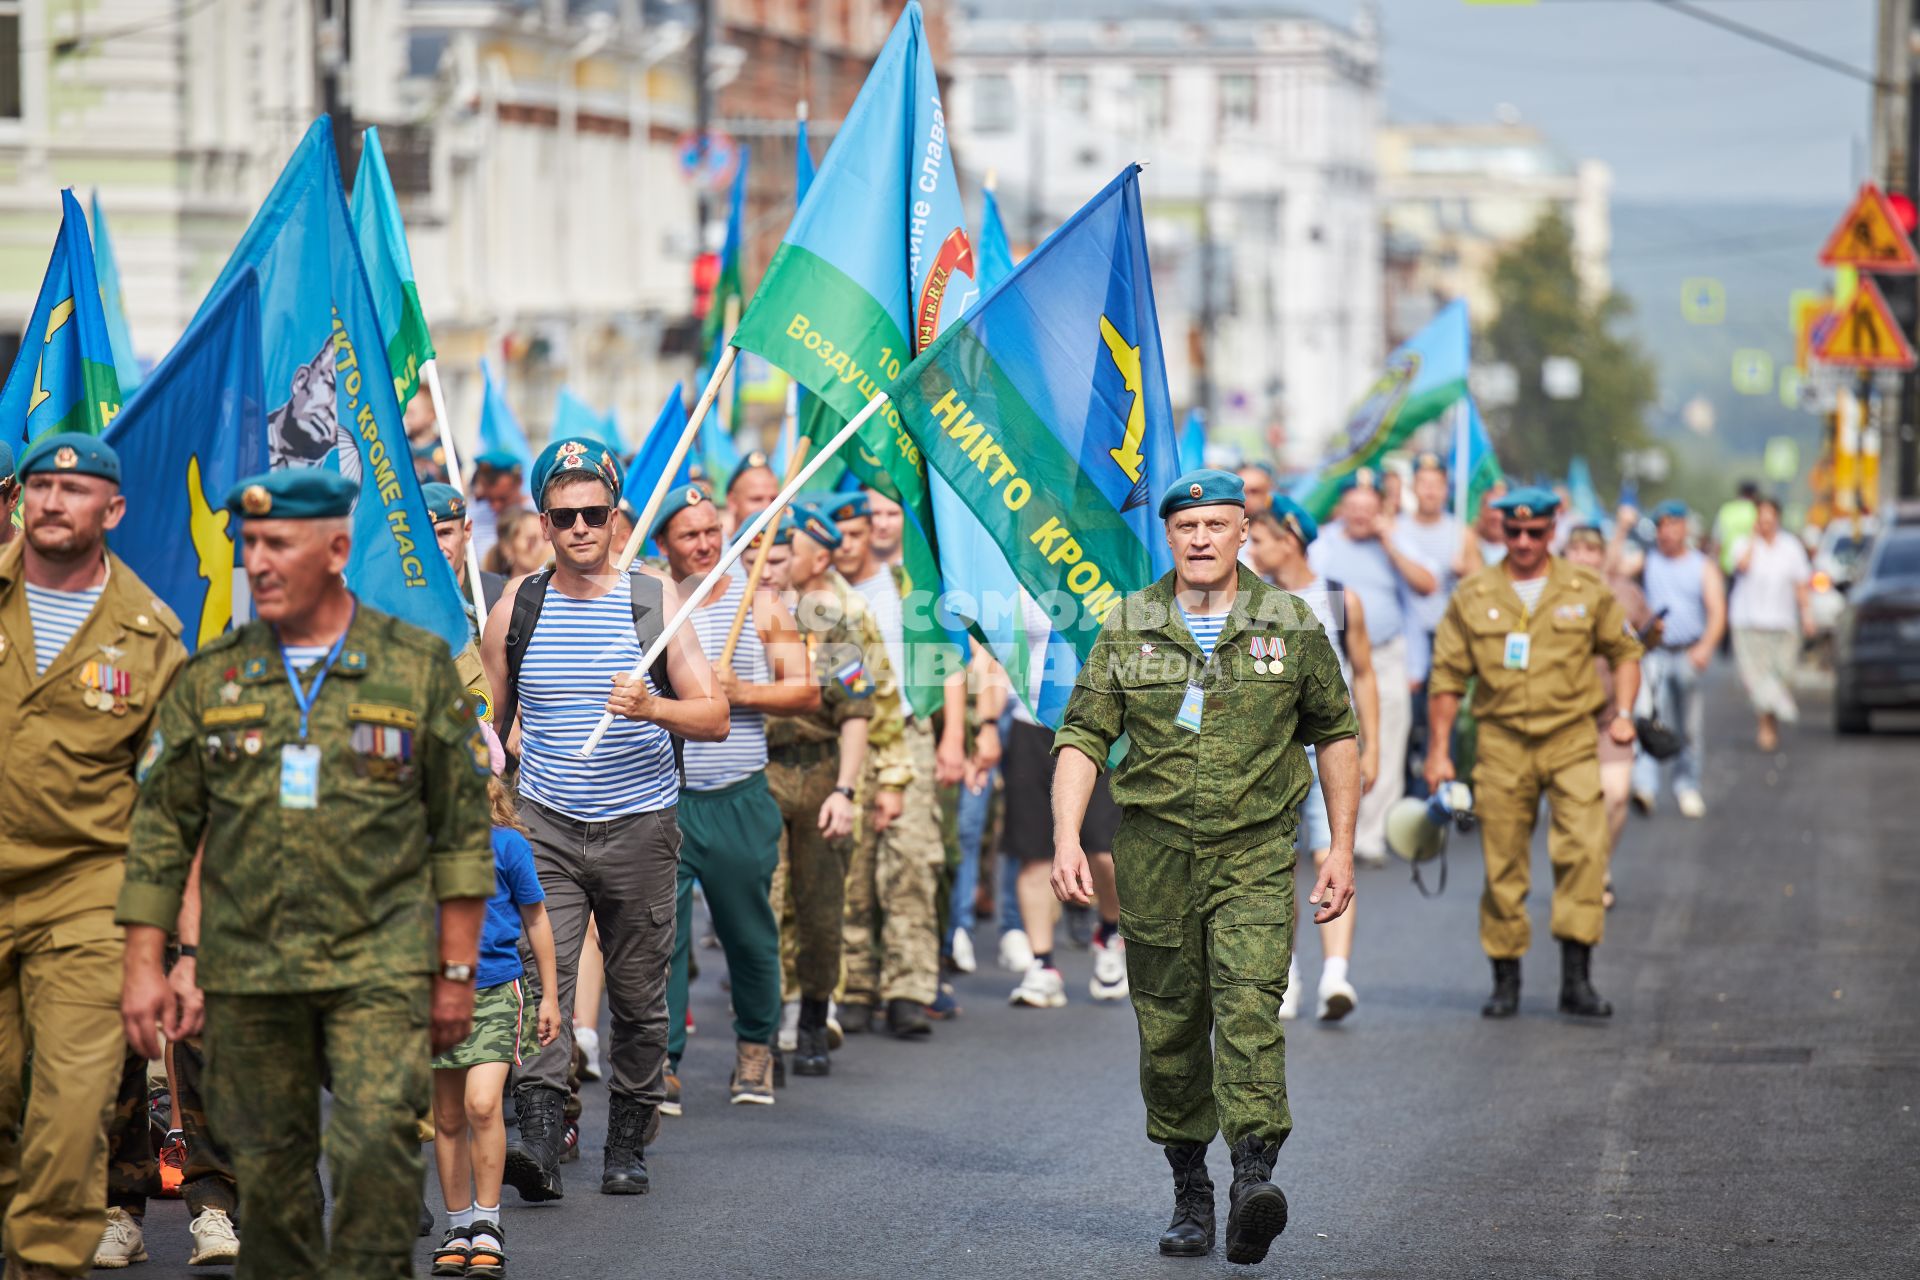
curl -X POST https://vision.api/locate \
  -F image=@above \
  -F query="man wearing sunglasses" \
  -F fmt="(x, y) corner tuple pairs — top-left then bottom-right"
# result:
(1425, 487), (1643, 1021)
(480, 437), (728, 1203)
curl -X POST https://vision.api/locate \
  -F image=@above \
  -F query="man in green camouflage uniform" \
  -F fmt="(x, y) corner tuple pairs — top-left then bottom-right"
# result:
(115, 468), (494, 1280)
(1052, 470), (1360, 1267)
(764, 505), (912, 1075)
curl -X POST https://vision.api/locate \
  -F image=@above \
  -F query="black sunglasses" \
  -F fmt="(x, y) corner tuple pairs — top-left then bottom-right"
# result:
(1502, 523), (1551, 543)
(547, 505), (612, 531)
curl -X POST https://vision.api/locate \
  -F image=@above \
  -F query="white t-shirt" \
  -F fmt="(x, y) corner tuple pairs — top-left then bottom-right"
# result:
(1729, 532), (1811, 631)
(853, 568), (909, 712)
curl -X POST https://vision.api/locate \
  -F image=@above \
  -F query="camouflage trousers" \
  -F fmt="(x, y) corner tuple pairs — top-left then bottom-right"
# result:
(841, 722), (943, 1007)
(107, 1037), (237, 1219)
(204, 982), (431, 1280)
(766, 750), (853, 1002)
(1111, 820), (1297, 1150)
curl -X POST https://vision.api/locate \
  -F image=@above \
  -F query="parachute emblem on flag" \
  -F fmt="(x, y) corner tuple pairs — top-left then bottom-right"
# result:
(1329, 352), (1422, 473)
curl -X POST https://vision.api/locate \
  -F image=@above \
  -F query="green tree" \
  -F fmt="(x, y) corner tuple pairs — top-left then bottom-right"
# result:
(1478, 209), (1658, 494)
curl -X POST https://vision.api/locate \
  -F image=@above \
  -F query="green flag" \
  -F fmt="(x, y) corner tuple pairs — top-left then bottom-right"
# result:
(350, 127), (436, 412)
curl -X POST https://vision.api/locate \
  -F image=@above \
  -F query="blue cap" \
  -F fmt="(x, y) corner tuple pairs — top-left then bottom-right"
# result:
(727, 449), (774, 494)
(0, 440), (14, 482)
(826, 492), (871, 524)
(1158, 468), (1245, 519)
(421, 482), (468, 524)
(530, 436), (622, 509)
(1651, 499), (1689, 522)
(1335, 466), (1382, 496)
(1491, 486), (1562, 520)
(1413, 451), (1446, 474)
(1270, 495), (1319, 548)
(18, 432), (122, 485)
(472, 450), (521, 473)
(225, 468), (357, 520)
(651, 482), (712, 540)
(789, 502), (843, 550)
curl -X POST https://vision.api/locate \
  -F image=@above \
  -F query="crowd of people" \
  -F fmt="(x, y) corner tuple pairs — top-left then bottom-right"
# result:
(0, 420), (1810, 1278)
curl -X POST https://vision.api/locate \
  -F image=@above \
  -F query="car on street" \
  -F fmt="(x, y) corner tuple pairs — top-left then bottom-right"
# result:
(1832, 520), (1920, 733)
(1808, 517), (1879, 650)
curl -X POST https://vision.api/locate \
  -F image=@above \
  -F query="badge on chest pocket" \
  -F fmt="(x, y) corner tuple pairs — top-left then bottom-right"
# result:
(1503, 632), (1532, 671)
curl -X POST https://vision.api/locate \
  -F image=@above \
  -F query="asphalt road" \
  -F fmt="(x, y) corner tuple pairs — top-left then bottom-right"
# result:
(120, 672), (1917, 1279)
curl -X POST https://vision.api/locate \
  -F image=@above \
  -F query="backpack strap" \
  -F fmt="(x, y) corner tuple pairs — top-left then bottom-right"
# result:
(1325, 577), (1351, 663)
(497, 569), (553, 759)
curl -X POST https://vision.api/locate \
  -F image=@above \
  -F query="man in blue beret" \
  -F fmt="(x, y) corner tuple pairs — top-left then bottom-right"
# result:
(423, 481), (507, 629)
(115, 463), (495, 1280)
(0, 438), (16, 547)
(1631, 498), (1723, 819)
(480, 437), (727, 1201)
(1053, 466), (1361, 1265)
(468, 453), (528, 566)
(724, 450), (778, 541)
(2, 434), (192, 1277)
(1426, 486), (1644, 1022)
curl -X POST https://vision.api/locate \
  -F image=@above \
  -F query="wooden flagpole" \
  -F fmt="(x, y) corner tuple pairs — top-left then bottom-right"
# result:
(717, 436), (812, 669)
(612, 345), (739, 571)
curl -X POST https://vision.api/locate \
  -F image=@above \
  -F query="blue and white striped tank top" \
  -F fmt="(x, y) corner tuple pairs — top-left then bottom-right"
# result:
(24, 582), (104, 676)
(683, 574), (768, 791)
(516, 585), (678, 821)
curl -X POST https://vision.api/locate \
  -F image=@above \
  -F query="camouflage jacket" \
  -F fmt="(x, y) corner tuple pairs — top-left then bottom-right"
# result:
(116, 603), (495, 994)
(1053, 567), (1359, 854)
(771, 571), (912, 789)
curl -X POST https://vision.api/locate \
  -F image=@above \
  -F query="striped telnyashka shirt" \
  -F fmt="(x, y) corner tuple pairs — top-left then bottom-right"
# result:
(24, 582), (104, 676)
(682, 573), (768, 791)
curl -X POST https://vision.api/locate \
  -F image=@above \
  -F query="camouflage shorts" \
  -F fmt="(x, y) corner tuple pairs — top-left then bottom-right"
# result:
(432, 978), (535, 1070)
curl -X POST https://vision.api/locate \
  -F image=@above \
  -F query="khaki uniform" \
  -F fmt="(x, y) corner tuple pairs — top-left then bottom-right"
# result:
(767, 572), (900, 1001)
(1054, 568), (1358, 1149)
(116, 606), (494, 1280)
(1429, 558), (1643, 958)
(0, 542), (187, 1275)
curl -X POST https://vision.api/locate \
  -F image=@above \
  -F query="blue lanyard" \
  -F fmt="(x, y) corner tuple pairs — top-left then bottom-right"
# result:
(277, 603), (355, 741)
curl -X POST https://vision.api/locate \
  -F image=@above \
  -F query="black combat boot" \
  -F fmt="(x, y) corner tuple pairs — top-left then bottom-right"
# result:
(1223, 1136), (1287, 1265)
(885, 997), (931, 1038)
(838, 1001), (874, 1035)
(502, 1086), (565, 1202)
(1157, 1142), (1215, 1257)
(1482, 958), (1521, 1019)
(793, 998), (831, 1076)
(601, 1095), (653, 1195)
(1558, 940), (1613, 1017)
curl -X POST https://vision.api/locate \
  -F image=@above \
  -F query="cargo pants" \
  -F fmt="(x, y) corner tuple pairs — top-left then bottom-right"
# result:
(841, 721), (943, 1007)
(1472, 718), (1608, 957)
(767, 747), (853, 1002)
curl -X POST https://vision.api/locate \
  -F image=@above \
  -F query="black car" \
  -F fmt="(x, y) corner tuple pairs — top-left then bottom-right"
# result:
(1833, 520), (1920, 733)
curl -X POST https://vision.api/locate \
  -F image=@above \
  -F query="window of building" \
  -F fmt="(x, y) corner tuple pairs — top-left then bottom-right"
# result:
(1219, 73), (1256, 128)
(1056, 73), (1090, 114)
(0, 1), (21, 121)
(973, 73), (1015, 134)
(1136, 72), (1169, 135)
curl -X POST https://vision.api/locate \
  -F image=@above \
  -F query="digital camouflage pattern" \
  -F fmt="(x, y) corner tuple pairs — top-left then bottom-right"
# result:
(107, 1038), (236, 1219)
(116, 605), (496, 992)
(767, 753), (853, 1001)
(770, 570), (910, 788)
(1053, 565), (1358, 1150)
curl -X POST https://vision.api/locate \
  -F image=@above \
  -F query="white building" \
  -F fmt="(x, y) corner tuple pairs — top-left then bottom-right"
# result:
(947, 0), (1383, 466)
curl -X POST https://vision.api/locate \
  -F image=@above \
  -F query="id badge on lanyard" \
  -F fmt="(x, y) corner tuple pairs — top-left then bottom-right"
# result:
(1503, 632), (1532, 671)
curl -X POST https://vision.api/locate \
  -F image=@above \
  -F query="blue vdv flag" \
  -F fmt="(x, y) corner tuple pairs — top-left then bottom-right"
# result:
(91, 191), (143, 395)
(105, 269), (266, 652)
(556, 386), (622, 453)
(197, 117), (470, 654)
(626, 384), (694, 552)
(0, 190), (123, 450)
(477, 359), (534, 475)
(976, 185), (1015, 294)
(1178, 407), (1207, 475)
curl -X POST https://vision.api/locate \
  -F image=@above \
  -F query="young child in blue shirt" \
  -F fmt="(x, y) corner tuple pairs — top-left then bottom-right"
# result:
(430, 732), (559, 1280)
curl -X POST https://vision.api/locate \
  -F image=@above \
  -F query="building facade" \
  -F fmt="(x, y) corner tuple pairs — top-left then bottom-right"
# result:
(947, 0), (1382, 466)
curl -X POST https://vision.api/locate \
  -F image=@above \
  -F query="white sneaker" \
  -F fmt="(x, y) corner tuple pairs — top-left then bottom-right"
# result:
(575, 1025), (603, 1081)
(1009, 961), (1067, 1008)
(1279, 959), (1301, 1021)
(1090, 934), (1128, 1001)
(825, 1001), (844, 1050)
(188, 1207), (240, 1265)
(778, 999), (800, 1053)
(94, 1206), (148, 1268)
(998, 928), (1034, 974)
(1318, 975), (1357, 1022)
(950, 927), (977, 974)
(1677, 790), (1706, 819)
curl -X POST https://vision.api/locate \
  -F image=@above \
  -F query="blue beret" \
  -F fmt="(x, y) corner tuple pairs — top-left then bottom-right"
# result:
(727, 450), (774, 493)
(225, 468), (357, 520)
(1491, 486), (1562, 520)
(1158, 468), (1245, 519)
(1651, 499), (1689, 522)
(651, 482), (712, 540)
(789, 502), (843, 550)
(617, 496), (639, 522)
(531, 436), (622, 509)
(1270, 495), (1319, 547)
(473, 450), (521, 473)
(827, 492), (870, 524)
(421, 482), (468, 524)
(18, 432), (121, 485)
(1413, 451), (1446, 474)
(0, 439), (13, 481)
(1335, 466), (1382, 496)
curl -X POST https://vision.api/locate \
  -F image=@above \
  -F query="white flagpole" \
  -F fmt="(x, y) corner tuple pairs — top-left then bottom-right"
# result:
(1451, 399), (1470, 519)
(613, 345), (739, 571)
(579, 388), (891, 757)
(421, 358), (489, 626)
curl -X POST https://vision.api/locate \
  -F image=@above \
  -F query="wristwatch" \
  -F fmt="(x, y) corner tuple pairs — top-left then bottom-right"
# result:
(438, 962), (475, 983)
(833, 785), (857, 801)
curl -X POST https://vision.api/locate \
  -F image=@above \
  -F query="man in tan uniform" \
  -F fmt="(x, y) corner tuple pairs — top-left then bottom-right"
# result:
(1426, 487), (1642, 1020)
(0, 434), (187, 1278)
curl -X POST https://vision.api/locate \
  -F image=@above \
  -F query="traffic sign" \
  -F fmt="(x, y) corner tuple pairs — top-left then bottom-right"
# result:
(1817, 183), (1919, 273)
(677, 129), (740, 193)
(1814, 275), (1918, 370)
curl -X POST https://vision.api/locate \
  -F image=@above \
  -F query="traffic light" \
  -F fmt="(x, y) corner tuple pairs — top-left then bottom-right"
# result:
(691, 251), (721, 323)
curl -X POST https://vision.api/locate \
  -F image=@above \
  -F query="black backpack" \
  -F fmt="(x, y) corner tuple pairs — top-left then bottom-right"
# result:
(497, 568), (682, 776)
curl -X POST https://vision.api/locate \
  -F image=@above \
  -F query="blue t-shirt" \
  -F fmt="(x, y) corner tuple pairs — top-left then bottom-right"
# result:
(477, 827), (545, 989)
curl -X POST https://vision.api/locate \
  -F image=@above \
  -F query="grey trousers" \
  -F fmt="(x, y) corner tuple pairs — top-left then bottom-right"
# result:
(517, 799), (681, 1107)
